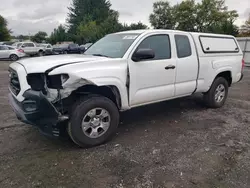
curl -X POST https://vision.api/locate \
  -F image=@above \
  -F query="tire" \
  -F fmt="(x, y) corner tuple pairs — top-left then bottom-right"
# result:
(9, 54), (19, 61)
(68, 95), (119, 148)
(38, 51), (44, 57)
(63, 51), (68, 54)
(203, 77), (229, 108)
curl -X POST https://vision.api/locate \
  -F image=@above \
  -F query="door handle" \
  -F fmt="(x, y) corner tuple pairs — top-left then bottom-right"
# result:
(165, 65), (176, 70)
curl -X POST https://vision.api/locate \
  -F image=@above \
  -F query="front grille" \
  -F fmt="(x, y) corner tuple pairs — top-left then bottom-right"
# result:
(9, 68), (21, 95)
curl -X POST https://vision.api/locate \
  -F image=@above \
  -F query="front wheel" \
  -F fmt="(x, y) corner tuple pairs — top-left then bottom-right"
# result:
(68, 96), (119, 147)
(203, 77), (229, 108)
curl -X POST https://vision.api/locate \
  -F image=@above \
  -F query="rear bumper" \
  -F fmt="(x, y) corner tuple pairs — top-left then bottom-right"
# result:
(17, 53), (26, 58)
(8, 90), (68, 137)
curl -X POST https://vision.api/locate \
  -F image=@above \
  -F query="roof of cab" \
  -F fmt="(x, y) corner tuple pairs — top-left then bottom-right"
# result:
(116, 29), (234, 38)
(116, 29), (188, 35)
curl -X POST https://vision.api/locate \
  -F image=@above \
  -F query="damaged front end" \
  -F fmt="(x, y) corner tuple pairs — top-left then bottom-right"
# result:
(10, 71), (90, 137)
(27, 72), (91, 103)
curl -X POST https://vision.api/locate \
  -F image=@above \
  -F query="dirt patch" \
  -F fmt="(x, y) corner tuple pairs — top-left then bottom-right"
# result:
(0, 60), (250, 188)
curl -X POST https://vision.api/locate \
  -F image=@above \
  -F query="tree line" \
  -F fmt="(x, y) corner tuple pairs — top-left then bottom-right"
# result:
(1, 0), (250, 44)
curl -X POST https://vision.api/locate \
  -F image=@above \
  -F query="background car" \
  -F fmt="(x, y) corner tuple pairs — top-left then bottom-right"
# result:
(0, 41), (16, 46)
(52, 43), (81, 54)
(17, 42), (45, 56)
(39, 44), (53, 55)
(80, 43), (93, 53)
(0, 45), (26, 61)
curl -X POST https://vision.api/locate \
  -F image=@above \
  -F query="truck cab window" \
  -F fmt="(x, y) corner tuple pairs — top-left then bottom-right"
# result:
(137, 35), (171, 60)
(26, 43), (35, 47)
(175, 35), (192, 58)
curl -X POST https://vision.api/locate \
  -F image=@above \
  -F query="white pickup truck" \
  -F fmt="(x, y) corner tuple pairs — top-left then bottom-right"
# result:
(8, 30), (244, 147)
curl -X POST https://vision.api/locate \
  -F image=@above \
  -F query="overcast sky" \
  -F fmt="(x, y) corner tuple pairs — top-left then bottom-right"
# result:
(0, 0), (249, 35)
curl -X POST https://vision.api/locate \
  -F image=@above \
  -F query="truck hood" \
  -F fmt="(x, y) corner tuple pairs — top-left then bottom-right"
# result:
(17, 54), (107, 73)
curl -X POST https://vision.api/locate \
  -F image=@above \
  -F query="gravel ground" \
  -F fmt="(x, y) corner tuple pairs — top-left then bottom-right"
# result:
(0, 60), (250, 188)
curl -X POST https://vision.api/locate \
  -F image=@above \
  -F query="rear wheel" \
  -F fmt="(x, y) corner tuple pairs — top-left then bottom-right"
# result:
(9, 54), (19, 61)
(68, 95), (119, 147)
(203, 77), (229, 108)
(38, 51), (44, 56)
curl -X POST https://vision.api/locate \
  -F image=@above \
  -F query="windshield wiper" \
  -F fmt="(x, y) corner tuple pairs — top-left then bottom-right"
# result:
(91, 54), (110, 58)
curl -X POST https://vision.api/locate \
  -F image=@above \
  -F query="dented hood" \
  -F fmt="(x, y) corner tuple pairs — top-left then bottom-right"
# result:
(17, 54), (107, 73)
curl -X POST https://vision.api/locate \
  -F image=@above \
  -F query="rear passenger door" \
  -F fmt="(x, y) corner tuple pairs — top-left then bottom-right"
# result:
(174, 34), (198, 96)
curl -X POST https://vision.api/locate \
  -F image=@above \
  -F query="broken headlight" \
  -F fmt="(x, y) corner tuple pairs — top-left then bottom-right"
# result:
(47, 74), (69, 89)
(61, 74), (69, 84)
(27, 73), (46, 92)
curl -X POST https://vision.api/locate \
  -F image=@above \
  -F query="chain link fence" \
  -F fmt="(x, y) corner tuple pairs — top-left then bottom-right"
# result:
(237, 37), (250, 67)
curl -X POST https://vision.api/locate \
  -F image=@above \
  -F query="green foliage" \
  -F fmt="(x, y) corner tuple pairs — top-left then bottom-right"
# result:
(238, 14), (250, 37)
(15, 35), (30, 41)
(66, 0), (149, 44)
(77, 21), (100, 44)
(149, 0), (239, 35)
(67, 0), (113, 35)
(123, 22), (148, 30)
(48, 25), (68, 44)
(31, 31), (48, 43)
(0, 15), (11, 41)
(149, 1), (176, 29)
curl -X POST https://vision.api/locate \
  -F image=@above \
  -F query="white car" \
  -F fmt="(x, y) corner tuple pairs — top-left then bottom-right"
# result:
(8, 30), (244, 147)
(0, 45), (26, 61)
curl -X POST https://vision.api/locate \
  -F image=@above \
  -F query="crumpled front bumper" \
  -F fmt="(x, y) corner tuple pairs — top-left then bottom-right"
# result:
(8, 90), (68, 137)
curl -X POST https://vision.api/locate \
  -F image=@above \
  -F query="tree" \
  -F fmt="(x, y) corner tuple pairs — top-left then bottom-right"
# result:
(77, 21), (100, 44)
(149, 0), (239, 35)
(67, 0), (114, 35)
(149, 1), (176, 29)
(48, 25), (68, 44)
(238, 14), (250, 37)
(16, 35), (30, 41)
(0, 15), (11, 41)
(31, 31), (48, 43)
(123, 22), (148, 30)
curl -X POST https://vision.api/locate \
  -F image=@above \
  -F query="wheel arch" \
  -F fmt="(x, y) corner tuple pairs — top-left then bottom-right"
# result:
(73, 85), (123, 109)
(214, 70), (232, 87)
(9, 53), (19, 60)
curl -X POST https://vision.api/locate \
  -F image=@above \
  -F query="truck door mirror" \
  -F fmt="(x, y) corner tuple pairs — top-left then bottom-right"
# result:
(132, 48), (155, 62)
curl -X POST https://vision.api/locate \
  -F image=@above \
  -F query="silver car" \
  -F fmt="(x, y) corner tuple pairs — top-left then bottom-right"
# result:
(0, 45), (26, 61)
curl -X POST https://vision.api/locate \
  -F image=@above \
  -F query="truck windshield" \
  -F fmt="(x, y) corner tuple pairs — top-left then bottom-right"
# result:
(84, 33), (139, 58)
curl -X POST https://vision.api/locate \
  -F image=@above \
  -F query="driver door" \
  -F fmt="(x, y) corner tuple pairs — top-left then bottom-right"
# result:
(128, 33), (177, 107)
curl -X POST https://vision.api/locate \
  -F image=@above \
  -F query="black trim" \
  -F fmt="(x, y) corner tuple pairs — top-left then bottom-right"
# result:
(45, 61), (84, 74)
(238, 73), (244, 82)
(9, 68), (21, 96)
(199, 35), (240, 54)
(8, 90), (68, 137)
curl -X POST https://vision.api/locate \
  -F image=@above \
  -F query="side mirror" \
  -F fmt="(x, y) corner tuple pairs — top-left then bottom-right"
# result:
(132, 48), (155, 62)
(21, 45), (25, 48)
